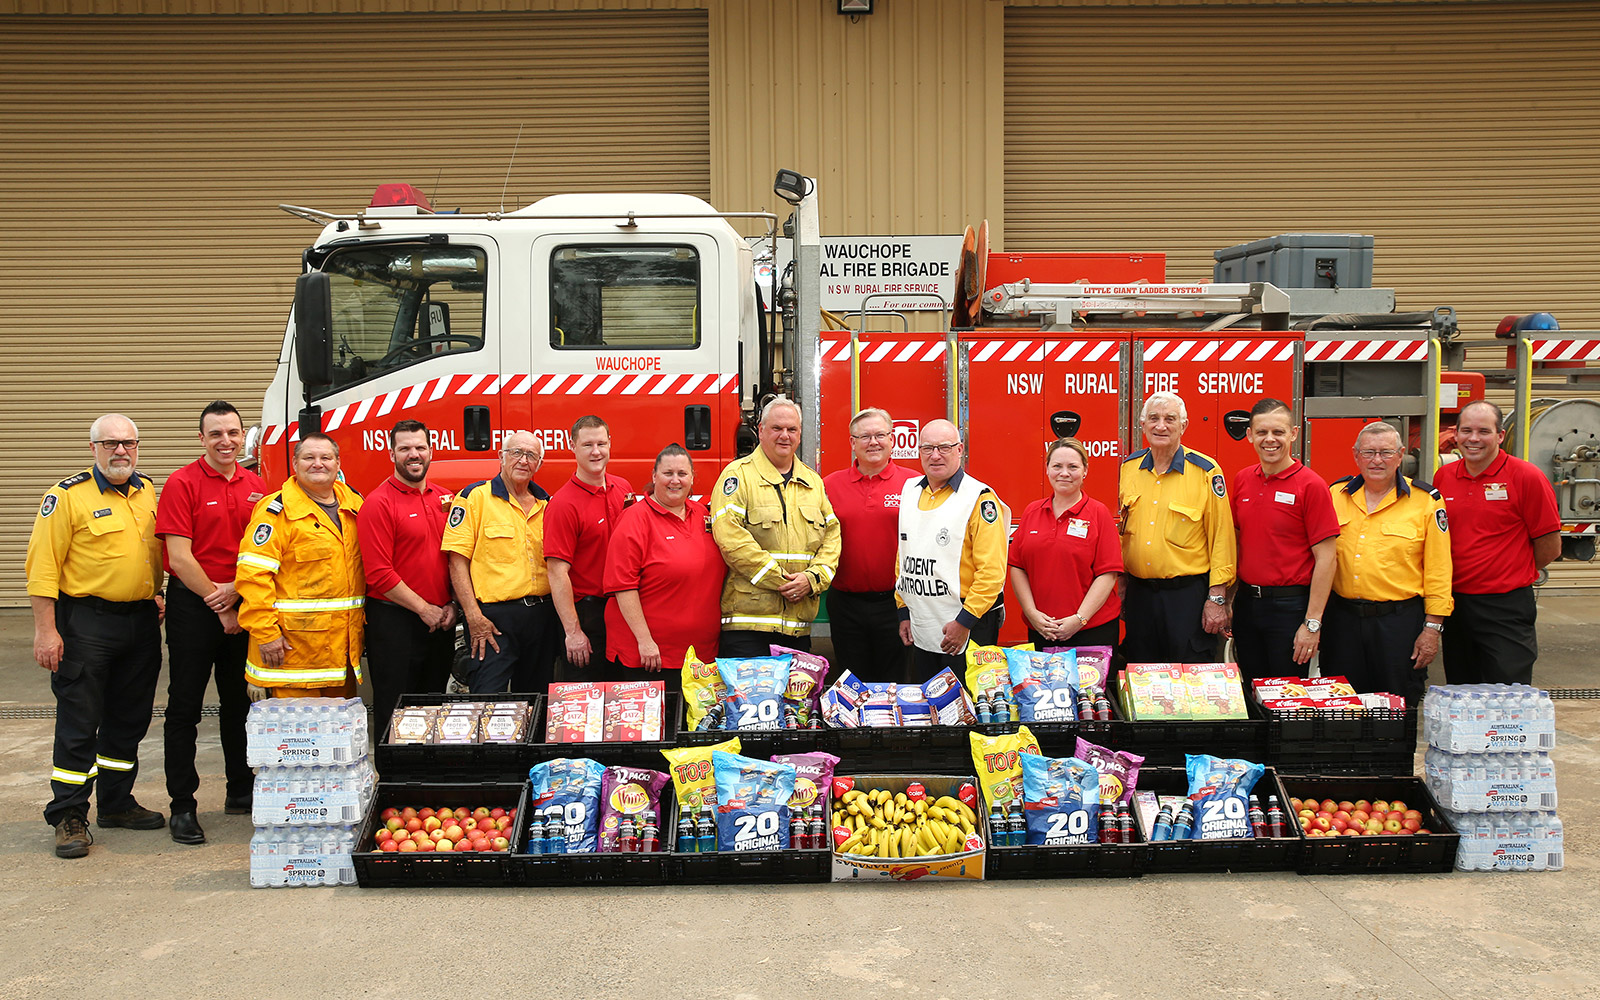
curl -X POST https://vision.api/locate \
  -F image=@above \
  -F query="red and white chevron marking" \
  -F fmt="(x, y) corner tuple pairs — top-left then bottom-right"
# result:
(821, 339), (1126, 364)
(1140, 339), (1296, 363)
(262, 372), (736, 444)
(1530, 340), (1600, 362)
(1303, 340), (1428, 362)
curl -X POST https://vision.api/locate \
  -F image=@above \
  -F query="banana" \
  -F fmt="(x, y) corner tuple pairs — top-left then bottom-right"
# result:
(868, 813), (886, 830)
(942, 825), (963, 855)
(838, 831), (863, 852)
(914, 799), (927, 817)
(894, 792), (908, 807)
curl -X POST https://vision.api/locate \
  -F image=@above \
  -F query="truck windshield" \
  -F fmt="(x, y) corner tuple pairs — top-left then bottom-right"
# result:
(550, 244), (700, 349)
(315, 244), (487, 396)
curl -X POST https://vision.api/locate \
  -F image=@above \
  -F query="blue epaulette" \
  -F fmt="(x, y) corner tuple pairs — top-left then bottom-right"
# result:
(57, 472), (91, 489)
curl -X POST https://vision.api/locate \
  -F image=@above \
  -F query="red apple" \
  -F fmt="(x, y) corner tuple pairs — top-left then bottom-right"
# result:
(1389, 799), (1407, 813)
(437, 838), (455, 852)
(1337, 801), (1355, 812)
(1319, 799), (1338, 814)
(1331, 818), (1349, 832)
(1341, 828), (1361, 838)
(1311, 817), (1333, 832)
(490, 807), (507, 820)
(378, 840), (399, 853)
(1372, 800), (1391, 814)
(418, 807), (435, 820)
(398, 840), (418, 852)
(1383, 818), (1404, 833)
(1354, 800), (1371, 812)
(1333, 810), (1352, 822)
(422, 817), (441, 833)
(381, 807), (400, 821)
(375, 828), (393, 843)
(437, 807), (455, 821)
(443, 825), (465, 843)
(1417, 828), (1432, 835)
(405, 818), (423, 833)
(1364, 820), (1383, 834)
(491, 836), (509, 851)
(1306, 828), (1324, 838)
(401, 807), (418, 821)
(473, 807), (491, 820)
(1351, 810), (1369, 824)
(385, 817), (403, 832)
(1402, 809), (1422, 822)
(1402, 818), (1422, 832)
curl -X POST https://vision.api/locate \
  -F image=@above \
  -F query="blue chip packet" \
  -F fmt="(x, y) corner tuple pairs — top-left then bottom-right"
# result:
(1020, 751), (1101, 846)
(529, 757), (607, 854)
(716, 654), (794, 730)
(712, 750), (796, 852)
(1185, 753), (1265, 840)
(1006, 647), (1080, 722)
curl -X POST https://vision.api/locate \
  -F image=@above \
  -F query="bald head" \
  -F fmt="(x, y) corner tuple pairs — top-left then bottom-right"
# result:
(500, 430), (543, 486)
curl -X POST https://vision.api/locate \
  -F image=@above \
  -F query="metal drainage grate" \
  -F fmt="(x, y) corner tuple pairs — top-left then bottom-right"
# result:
(0, 704), (222, 720)
(1548, 688), (1600, 700)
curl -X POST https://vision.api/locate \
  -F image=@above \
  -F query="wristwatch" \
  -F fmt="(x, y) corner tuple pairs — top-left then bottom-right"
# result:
(1303, 618), (1321, 633)
(1425, 621), (1445, 633)
(1206, 594), (1227, 606)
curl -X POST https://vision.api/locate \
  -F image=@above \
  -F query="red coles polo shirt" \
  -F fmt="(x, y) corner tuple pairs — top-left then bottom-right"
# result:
(1230, 461), (1340, 587)
(1435, 451), (1561, 593)
(822, 461), (917, 592)
(1006, 493), (1123, 628)
(604, 496), (724, 672)
(155, 458), (268, 582)
(544, 473), (632, 599)
(357, 476), (453, 606)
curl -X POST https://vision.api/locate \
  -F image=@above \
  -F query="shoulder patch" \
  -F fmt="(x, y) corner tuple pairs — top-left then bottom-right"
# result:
(1435, 508), (1449, 533)
(448, 505), (466, 529)
(1187, 452), (1217, 473)
(722, 476), (740, 496)
(252, 522), (273, 546)
(39, 494), (58, 518)
(1211, 473), (1226, 498)
(266, 498), (285, 515)
(58, 472), (91, 489)
(980, 498), (999, 524)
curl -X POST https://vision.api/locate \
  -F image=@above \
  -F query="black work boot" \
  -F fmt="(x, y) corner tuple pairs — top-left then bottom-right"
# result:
(97, 803), (166, 830)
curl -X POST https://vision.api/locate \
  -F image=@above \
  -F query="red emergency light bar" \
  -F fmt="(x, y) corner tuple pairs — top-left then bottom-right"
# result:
(369, 183), (433, 212)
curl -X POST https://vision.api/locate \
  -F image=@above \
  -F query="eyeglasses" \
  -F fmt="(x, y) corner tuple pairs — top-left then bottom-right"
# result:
(918, 442), (960, 455)
(851, 432), (890, 442)
(1356, 448), (1402, 460)
(93, 439), (138, 451)
(504, 448), (540, 462)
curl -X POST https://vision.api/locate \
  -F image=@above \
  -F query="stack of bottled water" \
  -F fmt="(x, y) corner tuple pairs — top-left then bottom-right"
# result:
(245, 698), (373, 888)
(1421, 684), (1562, 872)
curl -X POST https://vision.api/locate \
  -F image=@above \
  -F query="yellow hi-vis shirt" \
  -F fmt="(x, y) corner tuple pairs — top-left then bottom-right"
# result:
(893, 471), (1010, 626)
(235, 477), (365, 689)
(1119, 446), (1237, 586)
(1330, 474), (1454, 616)
(441, 474), (552, 604)
(711, 447), (842, 636)
(26, 467), (161, 602)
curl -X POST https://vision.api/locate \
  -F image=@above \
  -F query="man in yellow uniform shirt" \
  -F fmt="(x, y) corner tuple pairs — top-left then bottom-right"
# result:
(711, 398), (842, 658)
(1325, 421), (1452, 704)
(27, 414), (167, 857)
(895, 419), (1009, 678)
(444, 430), (558, 693)
(236, 432), (365, 698)
(1119, 392), (1236, 662)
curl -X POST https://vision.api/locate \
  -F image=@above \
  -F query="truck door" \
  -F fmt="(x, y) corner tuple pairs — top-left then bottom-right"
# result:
(295, 237), (501, 496)
(526, 234), (732, 491)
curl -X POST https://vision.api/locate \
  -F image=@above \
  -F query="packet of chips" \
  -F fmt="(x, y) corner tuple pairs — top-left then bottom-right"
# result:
(769, 751), (839, 813)
(528, 757), (606, 854)
(968, 725), (1040, 811)
(1006, 647), (1080, 722)
(1047, 645), (1113, 697)
(661, 737), (742, 817)
(1185, 753), (1265, 840)
(772, 645), (829, 726)
(597, 766), (670, 852)
(965, 643), (1020, 721)
(1019, 752), (1102, 846)
(717, 653), (794, 730)
(1073, 736), (1144, 807)
(712, 751), (797, 852)
(682, 647), (725, 732)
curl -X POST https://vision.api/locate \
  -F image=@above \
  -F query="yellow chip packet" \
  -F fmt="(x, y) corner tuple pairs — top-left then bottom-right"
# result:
(968, 725), (1040, 811)
(661, 737), (741, 815)
(681, 646), (726, 731)
(965, 642), (1032, 722)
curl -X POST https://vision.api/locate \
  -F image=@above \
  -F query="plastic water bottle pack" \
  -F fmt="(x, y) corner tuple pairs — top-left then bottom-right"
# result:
(1442, 808), (1564, 872)
(249, 825), (359, 887)
(251, 759), (376, 826)
(1421, 684), (1557, 754)
(245, 697), (370, 767)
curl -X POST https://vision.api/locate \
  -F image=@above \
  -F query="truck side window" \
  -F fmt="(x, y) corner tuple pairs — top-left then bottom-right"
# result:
(314, 245), (487, 398)
(550, 244), (699, 350)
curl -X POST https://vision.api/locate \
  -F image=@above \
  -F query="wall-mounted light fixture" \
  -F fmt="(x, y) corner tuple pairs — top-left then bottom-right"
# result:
(838, 0), (874, 16)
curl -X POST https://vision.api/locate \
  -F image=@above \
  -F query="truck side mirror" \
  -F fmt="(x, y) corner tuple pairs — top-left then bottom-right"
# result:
(294, 272), (334, 390)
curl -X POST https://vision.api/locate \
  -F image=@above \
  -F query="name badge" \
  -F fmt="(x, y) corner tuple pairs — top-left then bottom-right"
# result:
(1067, 517), (1090, 538)
(1484, 483), (1509, 501)
(1274, 491), (1296, 505)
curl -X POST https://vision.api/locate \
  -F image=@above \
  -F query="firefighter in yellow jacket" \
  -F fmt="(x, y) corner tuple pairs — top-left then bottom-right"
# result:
(711, 398), (842, 657)
(236, 432), (365, 698)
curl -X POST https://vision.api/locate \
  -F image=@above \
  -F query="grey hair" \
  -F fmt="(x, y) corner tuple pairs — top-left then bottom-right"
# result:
(1355, 420), (1402, 445)
(88, 413), (138, 443)
(848, 407), (893, 432)
(760, 396), (802, 426)
(1140, 391), (1188, 423)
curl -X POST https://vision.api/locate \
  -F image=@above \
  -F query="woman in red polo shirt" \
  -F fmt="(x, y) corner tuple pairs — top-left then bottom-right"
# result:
(605, 444), (725, 681)
(1008, 438), (1123, 651)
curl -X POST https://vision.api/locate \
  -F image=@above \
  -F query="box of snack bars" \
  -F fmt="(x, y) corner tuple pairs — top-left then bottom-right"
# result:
(546, 683), (606, 743)
(1181, 663), (1248, 720)
(604, 681), (665, 742)
(1121, 664), (1192, 720)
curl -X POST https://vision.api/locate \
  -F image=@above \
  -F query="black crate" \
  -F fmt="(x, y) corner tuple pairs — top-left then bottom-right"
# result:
(352, 781), (526, 887)
(1279, 775), (1459, 875)
(972, 718), (1079, 759)
(1082, 717), (1266, 766)
(374, 693), (543, 782)
(510, 788), (676, 886)
(672, 847), (833, 884)
(985, 809), (1146, 880)
(1259, 702), (1419, 776)
(530, 693), (682, 766)
(1142, 766), (1303, 873)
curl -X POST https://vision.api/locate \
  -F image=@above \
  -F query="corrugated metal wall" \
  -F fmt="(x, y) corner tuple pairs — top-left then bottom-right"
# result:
(0, 11), (709, 603)
(1004, 1), (1600, 337)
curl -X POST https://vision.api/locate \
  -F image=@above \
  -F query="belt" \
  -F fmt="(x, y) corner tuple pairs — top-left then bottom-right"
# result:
(1239, 583), (1310, 599)
(484, 595), (551, 607)
(63, 595), (156, 615)
(1333, 593), (1422, 618)
(576, 594), (606, 605)
(834, 589), (896, 599)
(1128, 573), (1207, 592)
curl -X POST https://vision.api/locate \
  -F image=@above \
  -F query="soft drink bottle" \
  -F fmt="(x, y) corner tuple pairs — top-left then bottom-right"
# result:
(975, 694), (993, 725)
(1116, 805), (1133, 844)
(1172, 802), (1194, 841)
(1264, 796), (1285, 838)
(1076, 691), (1095, 722)
(988, 805), (1005, 842)
(1098, 805), (1118, 844)
(808, 809), (825, 850)
(675, 812), (696, 853)
(640, 810), (659, 853)
(1093, 693), (1113, 722)
(1151, 805), (1174, 842)
(618, 814), (637, 853)
(789, 812), (807, 850)
(695, 810), (716, 853)
(782, 705), (799, 731)
(1247, 795), (1266, 838)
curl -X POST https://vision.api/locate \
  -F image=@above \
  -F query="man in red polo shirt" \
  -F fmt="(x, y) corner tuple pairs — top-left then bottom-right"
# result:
(156, 400), (267, 845)
(358, 419), (456, 731)
(1436, 400), (1561, 685)
(547, 415), (632, 681)
(822, 408), (917, 681)
(1228, 398), (1340, 682)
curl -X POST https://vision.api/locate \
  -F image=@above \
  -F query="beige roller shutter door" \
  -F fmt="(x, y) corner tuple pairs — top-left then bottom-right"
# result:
(1005, 2), (1600, 334)
(0, 11), (708, 604)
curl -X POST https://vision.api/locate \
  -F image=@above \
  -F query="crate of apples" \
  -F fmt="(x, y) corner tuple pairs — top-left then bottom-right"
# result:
(1288, 796), (1430, 838)
(372, 805), (517, 853)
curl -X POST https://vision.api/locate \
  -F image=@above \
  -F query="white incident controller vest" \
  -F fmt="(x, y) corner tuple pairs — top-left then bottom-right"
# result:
(896, 473), (987, 654)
